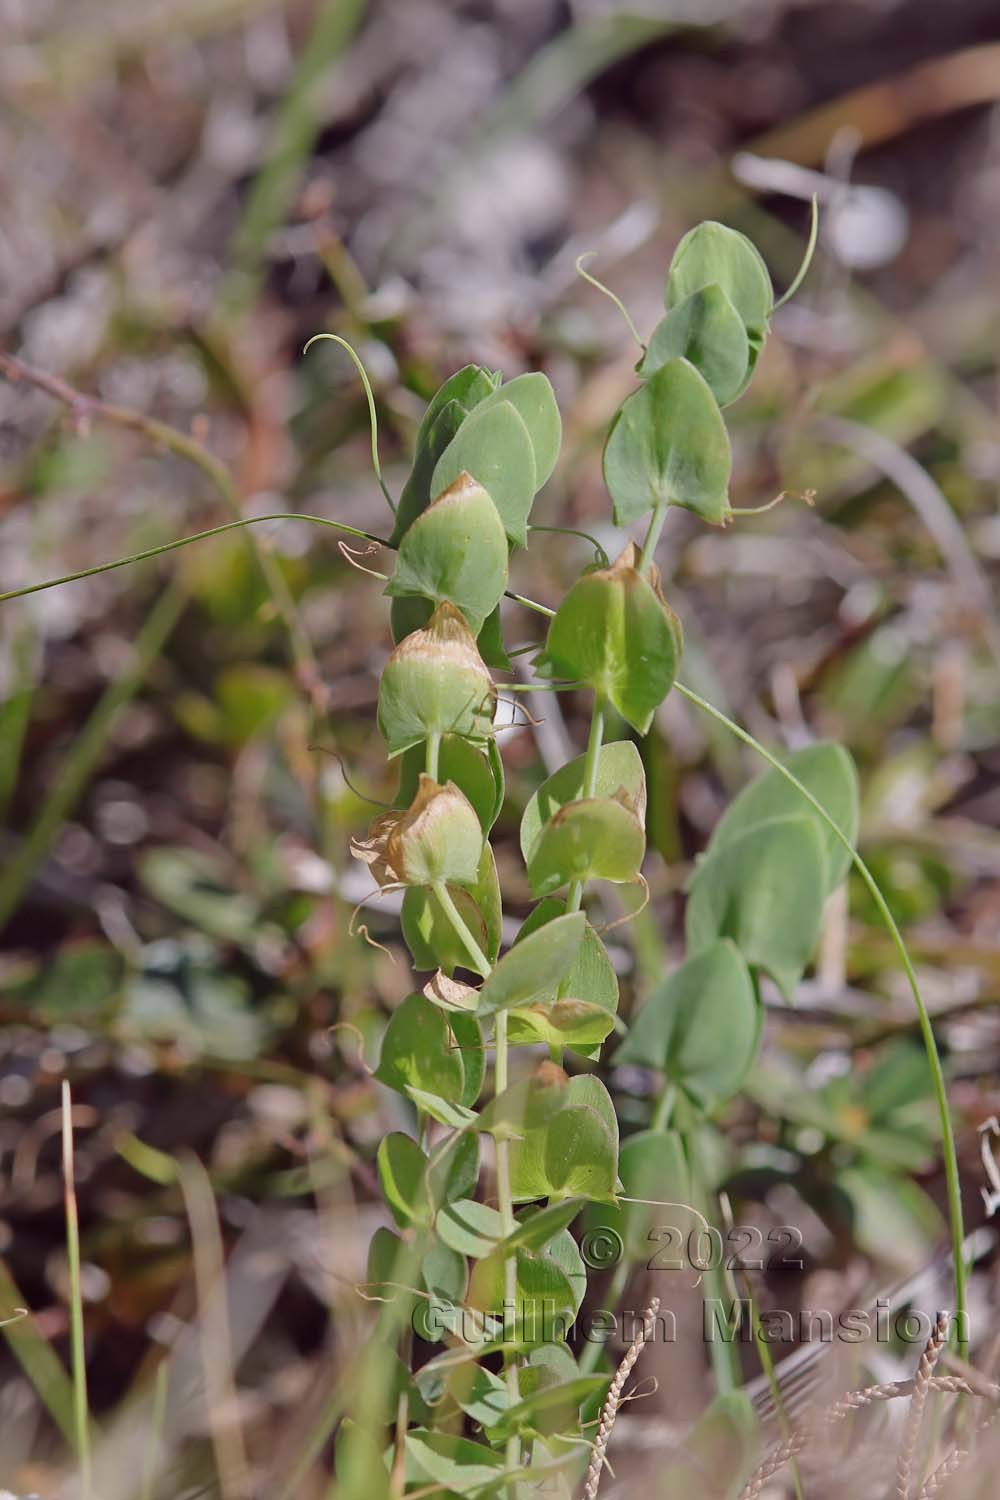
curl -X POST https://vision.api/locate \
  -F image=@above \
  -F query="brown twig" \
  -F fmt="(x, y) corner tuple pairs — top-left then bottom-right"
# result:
(583, 1297), (660, 1500)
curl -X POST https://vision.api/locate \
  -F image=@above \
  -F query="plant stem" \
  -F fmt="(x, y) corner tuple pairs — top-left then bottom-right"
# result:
(565, 697), (605, 915)
(494, 1008), (521, 1485)
(61, 1082), (91, 1497)
(674, 680), (968, 1354)
(578, 1258), (630, 1375)
(683, 1130), (740, 1397)
(432, 880), (519, 1480)
(638, 502), (667, 575)
(651, 1083), (676, 1133)
(425, 732), (441, 782)
(140, 1361), (169, 1500)
(430, 881), (491, 977)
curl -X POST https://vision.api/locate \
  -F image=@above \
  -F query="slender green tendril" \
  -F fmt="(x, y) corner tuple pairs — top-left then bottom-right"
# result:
(0, 513), (387, 605)
(773, 193), (820, 311)
(304, 332), (397, 514)
(576, 252), (646, 354)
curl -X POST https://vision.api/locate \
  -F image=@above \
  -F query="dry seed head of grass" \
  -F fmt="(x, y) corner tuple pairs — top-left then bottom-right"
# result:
(583, 1297), (660, 1500)
(737, 1311), (1000, 1500)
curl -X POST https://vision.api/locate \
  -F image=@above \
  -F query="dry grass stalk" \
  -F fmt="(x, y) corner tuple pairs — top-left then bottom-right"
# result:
(896, 1310), (950, 1499)
(738, 1350), (1000, 1500)
(583, 1297), (660, 1500)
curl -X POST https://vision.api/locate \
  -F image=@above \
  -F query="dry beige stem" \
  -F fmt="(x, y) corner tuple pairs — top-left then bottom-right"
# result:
(896, 1310), (950, 1500)
(583, 1297), (660, 1500)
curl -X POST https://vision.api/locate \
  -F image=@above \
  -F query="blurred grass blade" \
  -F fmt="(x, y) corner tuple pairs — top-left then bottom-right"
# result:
(0, 1259), (77, 1445)
(224, 0), (369, 312)
(0, 580), (187, 931)
(178, 1154), (251, 1500)
(62, 1080), (92, 1497)
(0, 619), (37, 822)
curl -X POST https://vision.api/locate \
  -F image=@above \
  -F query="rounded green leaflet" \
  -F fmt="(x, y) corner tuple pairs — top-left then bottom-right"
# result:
(378, 600), (496, 757)
(430, 399), (538, 547)
(386, 472), (508, 635)
(397, 734), (500, 832)
(520, 739), (646, 864)
(468, 1245), (576, 1345)
(614, 940), (761, 1110)
(665, 221), (773, 346)
(472, 371), (562, 488)
(508, 1075), (619, 1202)
(708, 742), (860, 894)
(475, 911), (585, 1017)
(487, 1374), (609, 1443)
(366, 1225), (416, 1314)
(415, 1240), (468, 1343)
(403, 1431), (506, 1494)
(507, 998), (616, 1052)
(544, 1104), (619, 1202)
(390, 364), (497, 544)
(377, 1132), (432, 1228)
(685, 813), (828, 1001)
(451, 1010), (485, 1107)
(535, 543), (682, 733)
(426, 1129), (480, 1209)
(526, 792), (645, 898)
(436, 1197), (504, 1259)
(510, 898), (619, 1058)
(506, 1198), (586, 1254)
(453, 1365), (510, 1427)
(639, 284), (751, 406)
(542, 1226), (587, 1314)
(583, 1128), (691, 1261)
(474, 603), (512, 671)
(603, 358), (732, 526)
(374, 992), (466, 1103)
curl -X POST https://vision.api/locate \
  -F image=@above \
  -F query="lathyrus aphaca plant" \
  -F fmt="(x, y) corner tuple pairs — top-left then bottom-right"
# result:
(333, 221), (866, 1500)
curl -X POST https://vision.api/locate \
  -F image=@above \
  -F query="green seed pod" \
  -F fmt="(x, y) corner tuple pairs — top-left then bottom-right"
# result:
(526, 789), (646, 898)
(378, 600), (496, 757)
(386, 471), (509, 634)
(535, 543), (683, 734)
(352, 775), (484, 890)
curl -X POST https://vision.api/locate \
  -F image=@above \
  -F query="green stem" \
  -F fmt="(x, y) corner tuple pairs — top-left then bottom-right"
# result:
(638, 502), (667, 575)
(433, 882), (519, 1481)
(578, 1259), (630, 1375)
(62, 1083), (91, 1497)
(683, 1130), (740, 1397)
(430, 881), (491, 977)
(651, 1082), (676, 1133)
(425, 732), (441, 782)
(674, 680), (968, 1353)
